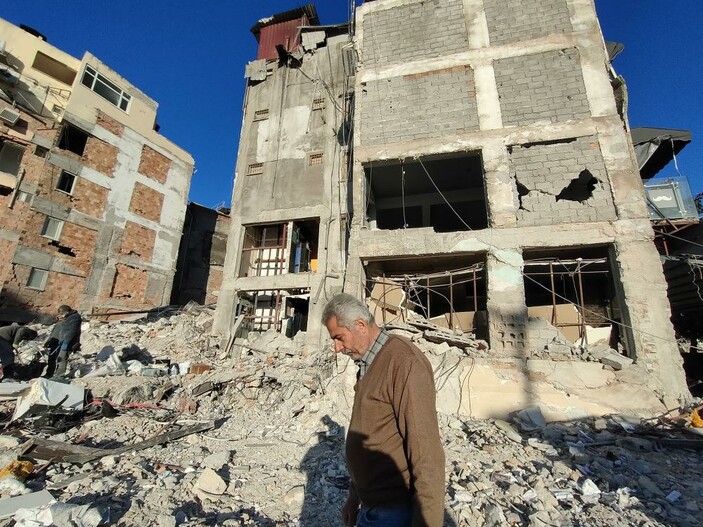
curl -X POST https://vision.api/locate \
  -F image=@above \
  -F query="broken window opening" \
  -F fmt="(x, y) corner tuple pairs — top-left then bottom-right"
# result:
(365, 153), (488, 232)
(365, 255), (488, 340)
(0, 140), (24, 178)
(56, 170), (76, 195)
(57, 123), (89, 156)
(523, 246), (626, 354)
(240, 220), (320, 278)
(237, 289), (309, 336)
(32, 51), (77, 85)
(239, 224), (287, 278)
(289, 220), (319, 274)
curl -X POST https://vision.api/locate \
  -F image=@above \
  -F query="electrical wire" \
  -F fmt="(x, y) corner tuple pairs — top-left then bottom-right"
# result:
(416, 156), (473, 231)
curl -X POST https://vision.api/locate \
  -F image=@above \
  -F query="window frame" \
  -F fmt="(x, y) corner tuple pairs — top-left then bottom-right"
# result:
(41, 216), (64, 241)
(26, 268), (49, 291)
(81, 64), (131, 112)
(56, 170), (77, 195)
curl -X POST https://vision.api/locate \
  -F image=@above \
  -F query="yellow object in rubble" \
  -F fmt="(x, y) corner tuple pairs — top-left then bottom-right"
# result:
(0, 460), (34, 481)
(692, 408), (703, 428)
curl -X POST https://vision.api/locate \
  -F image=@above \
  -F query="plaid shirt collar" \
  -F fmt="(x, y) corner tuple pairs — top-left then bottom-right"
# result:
(356, 329), (389, 379)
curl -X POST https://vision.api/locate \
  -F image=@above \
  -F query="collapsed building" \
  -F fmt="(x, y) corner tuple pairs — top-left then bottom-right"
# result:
(0, 18), (194, 320)
(215, 0), (692, 417)
(171, 202), (230, 306)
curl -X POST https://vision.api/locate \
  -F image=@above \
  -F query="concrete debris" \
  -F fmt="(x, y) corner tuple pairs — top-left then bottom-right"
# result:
(0, 306), (700, 526)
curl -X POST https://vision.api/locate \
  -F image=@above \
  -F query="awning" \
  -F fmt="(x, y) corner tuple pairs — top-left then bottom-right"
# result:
(631, 127), (691, 180)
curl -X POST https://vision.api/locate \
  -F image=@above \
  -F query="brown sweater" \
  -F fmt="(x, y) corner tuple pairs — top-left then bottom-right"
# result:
(346, 335), (445, 527)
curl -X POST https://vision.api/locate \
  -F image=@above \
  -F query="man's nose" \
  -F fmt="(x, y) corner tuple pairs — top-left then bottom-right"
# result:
(333, 340), (344, 353)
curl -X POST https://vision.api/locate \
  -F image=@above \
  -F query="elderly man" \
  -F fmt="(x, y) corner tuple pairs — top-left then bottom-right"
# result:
(44, 305), (82, 378)
(322, 293), (445, 527)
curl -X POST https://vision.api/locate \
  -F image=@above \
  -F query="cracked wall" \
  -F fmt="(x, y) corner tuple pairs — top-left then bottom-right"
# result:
(510, 136), (616, 226)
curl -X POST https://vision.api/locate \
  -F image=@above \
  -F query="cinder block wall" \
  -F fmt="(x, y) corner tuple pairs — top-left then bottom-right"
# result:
(348, 0), (689, 399)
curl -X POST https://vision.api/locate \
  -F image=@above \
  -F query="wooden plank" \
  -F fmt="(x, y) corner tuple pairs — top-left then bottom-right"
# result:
(22, 421), (215, 465)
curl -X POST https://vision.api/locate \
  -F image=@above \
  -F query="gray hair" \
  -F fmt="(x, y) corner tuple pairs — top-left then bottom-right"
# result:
(321, 293), (373, 329)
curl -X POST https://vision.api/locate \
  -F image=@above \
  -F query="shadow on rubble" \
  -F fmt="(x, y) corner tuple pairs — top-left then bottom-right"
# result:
(299, 416), (457, 526)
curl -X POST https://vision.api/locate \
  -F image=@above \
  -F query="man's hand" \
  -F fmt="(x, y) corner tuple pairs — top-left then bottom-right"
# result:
(342, 493), (360, 527)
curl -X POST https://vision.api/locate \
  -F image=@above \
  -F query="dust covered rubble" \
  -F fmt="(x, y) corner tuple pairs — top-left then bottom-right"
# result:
(0, 308), (701, 526)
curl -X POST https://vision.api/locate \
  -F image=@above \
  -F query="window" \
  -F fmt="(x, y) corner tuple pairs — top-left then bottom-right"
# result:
(247, 163), (264, 176)
(81, 65), (131, 111)
(0, 141), (24, 176)
(27, 268), (48, 290)
(34, 145), (49, 158)
(56, 170), (76, 195)
(16, 191), (32, 203)
(309, 153), (323, 166)
(254, 109), (269, 121)
(41, 216), (64, 241)
(57, 123), (89, 156)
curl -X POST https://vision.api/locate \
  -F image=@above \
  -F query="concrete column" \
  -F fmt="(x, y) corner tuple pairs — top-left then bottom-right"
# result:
(486, 249), (527, 356)
(213, 222), (246, 334)
(483, 139), (516, 228)
(611, 238), (690, 400)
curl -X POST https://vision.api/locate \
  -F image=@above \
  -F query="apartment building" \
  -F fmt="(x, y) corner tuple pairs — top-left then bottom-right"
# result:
(216, 1), (689, 415)
(0, 18), (194, 320)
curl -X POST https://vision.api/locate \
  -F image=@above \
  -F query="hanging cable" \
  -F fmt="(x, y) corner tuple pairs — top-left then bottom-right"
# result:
(416, 156), (473, 231)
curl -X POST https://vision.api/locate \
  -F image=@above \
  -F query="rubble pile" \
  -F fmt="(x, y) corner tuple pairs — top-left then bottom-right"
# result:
(0, 307), (700, 526)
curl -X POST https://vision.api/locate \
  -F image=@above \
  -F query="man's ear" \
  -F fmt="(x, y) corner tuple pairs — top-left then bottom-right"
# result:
(354, 319), (368, 334)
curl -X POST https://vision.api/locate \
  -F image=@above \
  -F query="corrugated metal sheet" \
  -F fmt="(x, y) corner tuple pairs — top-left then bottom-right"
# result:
(257, 15), (309, 61)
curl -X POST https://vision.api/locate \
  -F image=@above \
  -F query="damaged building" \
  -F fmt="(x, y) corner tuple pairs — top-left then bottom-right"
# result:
(215, 1), (691, 416)
(171, 202), (230, 306)
(0, 18), (194, 320)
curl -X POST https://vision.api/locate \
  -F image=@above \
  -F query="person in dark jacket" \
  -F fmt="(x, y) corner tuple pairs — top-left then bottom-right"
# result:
(44, 305), (82, 378)
(0, 324), (38, 379)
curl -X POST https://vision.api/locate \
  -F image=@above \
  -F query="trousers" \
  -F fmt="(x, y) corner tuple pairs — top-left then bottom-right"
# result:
(356, 506), (412, 527)
(45, 348), (71, 377)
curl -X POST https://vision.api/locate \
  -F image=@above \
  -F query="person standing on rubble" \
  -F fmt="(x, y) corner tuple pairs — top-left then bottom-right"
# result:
(322, 293), (445, 527)
(0, 323), (38, 379)
(44, 304), (82, 378)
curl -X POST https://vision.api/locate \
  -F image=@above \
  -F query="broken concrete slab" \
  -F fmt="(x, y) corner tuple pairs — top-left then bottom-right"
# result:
(0, 490), (54, 519)
(600, 352), (634, 371)
(12, 378), (85, 421)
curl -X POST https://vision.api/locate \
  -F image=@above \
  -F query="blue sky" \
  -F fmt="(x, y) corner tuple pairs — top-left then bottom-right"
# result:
(2, 1), (700, 208)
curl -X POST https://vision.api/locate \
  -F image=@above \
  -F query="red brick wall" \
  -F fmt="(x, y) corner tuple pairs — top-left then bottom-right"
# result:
(83, 137), (118, 177)
(34, 165), (108, 220)
(71, 177), (108, 218)
(110, 263), (147, 302)
(97, 111), (124, 137)
(138, 145), (171, 184)
(129, 182), (164, 222)
(0, 265), (84, 314)
(206, 268), (223, 305)
(17, 212), (97, 276)
(119, 221), (156, 261)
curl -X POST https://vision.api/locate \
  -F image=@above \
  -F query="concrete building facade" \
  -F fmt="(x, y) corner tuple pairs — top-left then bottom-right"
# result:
(0, 19), (194, 320)
(216, 1), (689, 415)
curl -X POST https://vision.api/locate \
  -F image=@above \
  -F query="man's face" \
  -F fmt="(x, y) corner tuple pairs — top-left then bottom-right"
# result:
(325, 315), (369, 361)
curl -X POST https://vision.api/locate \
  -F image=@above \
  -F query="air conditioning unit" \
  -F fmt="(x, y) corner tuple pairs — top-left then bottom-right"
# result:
(0, 107), (20, 125)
